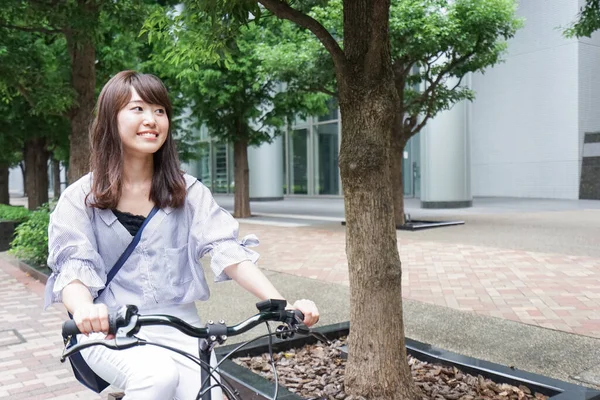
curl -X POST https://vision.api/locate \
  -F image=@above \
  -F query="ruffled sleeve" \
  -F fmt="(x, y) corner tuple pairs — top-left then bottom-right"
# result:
(44, 178), (108, 308)
(188, 182), (260, 282)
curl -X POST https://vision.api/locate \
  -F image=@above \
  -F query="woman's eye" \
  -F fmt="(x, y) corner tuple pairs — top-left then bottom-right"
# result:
(156, 108), (165, 114)
(132, 106), (143, 111)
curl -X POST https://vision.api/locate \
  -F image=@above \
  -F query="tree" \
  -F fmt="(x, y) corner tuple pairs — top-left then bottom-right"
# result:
(144, 5), (328, 217)
(0, 0), (100, 183)
(260, 0), (522, 225)
(0, 27), (73, 209)
(0, 103), (24, 205)
(566, 1), (600, 37)
(0, 0), (167, 184)
(389, 0), (521, 225)
(0, 95), (70, 210)
(177, 1), (421, 398)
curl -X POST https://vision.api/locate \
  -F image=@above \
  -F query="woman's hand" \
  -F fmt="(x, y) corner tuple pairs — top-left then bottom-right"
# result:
(290, 299), (320, 327)
(72, 303), (111, 338)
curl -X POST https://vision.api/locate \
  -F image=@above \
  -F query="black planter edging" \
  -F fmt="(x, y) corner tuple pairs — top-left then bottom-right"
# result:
(215, 322), (600, 400)
(340, 220), (465, 231)
(0, 220), (19, 252)
(396, 219), (465, 231)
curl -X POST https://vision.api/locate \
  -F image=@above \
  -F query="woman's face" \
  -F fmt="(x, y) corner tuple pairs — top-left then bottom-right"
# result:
(117, 87), (169, 157)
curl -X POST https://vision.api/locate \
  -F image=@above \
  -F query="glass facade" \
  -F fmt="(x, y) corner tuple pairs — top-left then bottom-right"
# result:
(283, 103), (341, 196)
(194, 141), (234, 194)
(403, 132), (421, 197)
(288, 128), (309, 194)
(195, 101), (420, 198)
(315, 123), (339, 195)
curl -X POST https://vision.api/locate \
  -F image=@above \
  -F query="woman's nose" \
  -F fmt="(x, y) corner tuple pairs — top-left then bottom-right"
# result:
(143, 114), (156, 127)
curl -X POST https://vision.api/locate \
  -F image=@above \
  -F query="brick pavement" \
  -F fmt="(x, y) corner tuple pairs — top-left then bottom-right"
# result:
(1, 220), (599, 398)
(237, 222), (600, 338)
(0, 258), (102, 399)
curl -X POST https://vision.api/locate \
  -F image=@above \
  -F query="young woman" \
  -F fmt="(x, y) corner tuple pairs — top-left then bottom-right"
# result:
(44, 70), (319, 399)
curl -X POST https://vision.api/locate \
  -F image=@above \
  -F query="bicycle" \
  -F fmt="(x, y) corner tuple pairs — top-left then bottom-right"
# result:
(60, 299), (328, 400)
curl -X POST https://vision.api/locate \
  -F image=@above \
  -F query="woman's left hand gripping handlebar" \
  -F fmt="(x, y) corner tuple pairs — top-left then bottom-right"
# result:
(290, 299), (320, 327)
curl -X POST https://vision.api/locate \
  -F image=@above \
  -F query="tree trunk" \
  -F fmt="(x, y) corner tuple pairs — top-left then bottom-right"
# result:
(391, 119), (409, 227)
(233, 139), (251, 218)
(339, 89), (419, 400)
(0, 163), (9, 205)
(337, 2), (419, 399)
(19, 161), (26, 197)
(65, 3), (98, 183)
(24, 138), (49, 211)
(52, 158), (61, 199)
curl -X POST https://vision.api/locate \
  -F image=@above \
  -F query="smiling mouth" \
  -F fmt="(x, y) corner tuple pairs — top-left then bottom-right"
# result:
(137, 132), (159, 138)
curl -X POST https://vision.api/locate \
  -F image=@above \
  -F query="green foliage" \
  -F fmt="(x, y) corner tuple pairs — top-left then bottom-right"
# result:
(565, 1), (600, 38)
(0, 0), (182, 168)
(391, 0), (522, 123)
(9, 202), (52, 267)
(143, 2), (330, 148)
(0, 204), (30, 223)
(0, 30), (74, 117)
(261, 0), (522, 137)
(0, 95), (70, 167)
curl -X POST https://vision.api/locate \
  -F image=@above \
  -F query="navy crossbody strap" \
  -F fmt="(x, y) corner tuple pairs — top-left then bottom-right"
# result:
(97, 206), (160, 298)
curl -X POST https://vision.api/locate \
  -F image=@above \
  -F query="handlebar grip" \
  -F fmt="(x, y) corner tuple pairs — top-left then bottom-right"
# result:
(293, 310), (305, 322)
(62, 320), (81, 337)
(62, 312), (117, 338)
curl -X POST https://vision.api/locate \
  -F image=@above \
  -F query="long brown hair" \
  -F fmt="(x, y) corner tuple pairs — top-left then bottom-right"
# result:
(88, 70), (186, 209)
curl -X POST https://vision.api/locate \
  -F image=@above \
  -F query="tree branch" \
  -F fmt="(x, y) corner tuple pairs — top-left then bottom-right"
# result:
(298, 85), (337, 97)
(407, 48), (477, 115)
(0, 23), (63, 35)
(449, 75), (465, 93)
(411, 114), (431, 137)
(27, 0), (63, 5)
(258, 0), (346, 72)
(16, 88), (34, 110)
(410, 74), (467, 136)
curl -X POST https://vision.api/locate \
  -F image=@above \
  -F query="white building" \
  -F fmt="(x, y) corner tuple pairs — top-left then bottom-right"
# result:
(190, 1), (600, 205)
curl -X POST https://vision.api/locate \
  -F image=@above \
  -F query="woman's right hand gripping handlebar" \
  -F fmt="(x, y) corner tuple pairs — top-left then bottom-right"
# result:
(62, 280), (113, 339)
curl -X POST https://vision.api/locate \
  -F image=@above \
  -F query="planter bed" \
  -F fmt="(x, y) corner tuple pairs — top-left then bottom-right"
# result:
(215, 322), (600, 400)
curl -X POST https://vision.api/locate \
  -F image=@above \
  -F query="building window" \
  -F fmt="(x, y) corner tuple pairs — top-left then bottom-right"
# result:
(315, 123), (339, 195)
(289, 128), (309, 194)
(286, 99), (341, 196)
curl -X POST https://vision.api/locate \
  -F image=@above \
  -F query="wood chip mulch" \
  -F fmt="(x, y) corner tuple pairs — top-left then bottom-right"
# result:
(233, 338), (549, 400)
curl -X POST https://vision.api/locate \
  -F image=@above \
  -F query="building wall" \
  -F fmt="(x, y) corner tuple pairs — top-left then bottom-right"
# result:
(578, 11), (600, 162)
(470, 1), (582, 199)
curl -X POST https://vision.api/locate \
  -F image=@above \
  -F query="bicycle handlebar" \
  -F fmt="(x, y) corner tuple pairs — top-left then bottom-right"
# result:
(62, 304), (306, 339)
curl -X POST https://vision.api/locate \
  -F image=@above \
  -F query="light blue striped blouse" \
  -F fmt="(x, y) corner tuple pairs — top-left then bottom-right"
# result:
(44, 173), (259, 310)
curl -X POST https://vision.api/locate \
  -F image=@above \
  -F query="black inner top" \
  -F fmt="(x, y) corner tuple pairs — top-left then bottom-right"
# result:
(112, 209), (146, 236)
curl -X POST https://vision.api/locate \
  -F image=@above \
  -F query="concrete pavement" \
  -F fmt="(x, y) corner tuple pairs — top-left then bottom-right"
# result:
(1, 194), (600, 398)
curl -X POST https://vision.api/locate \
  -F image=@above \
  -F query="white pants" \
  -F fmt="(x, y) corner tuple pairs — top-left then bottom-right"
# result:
(80, 303), (223, 400)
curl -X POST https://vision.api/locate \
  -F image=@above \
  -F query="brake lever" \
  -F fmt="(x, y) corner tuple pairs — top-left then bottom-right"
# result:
(284, 310), (311, 336)
(285, 310), (331, 344)
(60, 336), (146, 362)
(115, 313), (141, 337)
(310, 331), (331, 345)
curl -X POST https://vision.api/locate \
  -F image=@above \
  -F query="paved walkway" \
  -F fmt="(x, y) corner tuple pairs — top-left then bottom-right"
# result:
(237, 222), (600, 338)
(0, 257), (102, 399)
(1, 197), (600, 398)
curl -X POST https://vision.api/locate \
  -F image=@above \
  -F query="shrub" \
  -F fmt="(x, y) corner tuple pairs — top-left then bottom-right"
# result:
(0, 204), (31, 223)
(9, 202), (52, 268)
